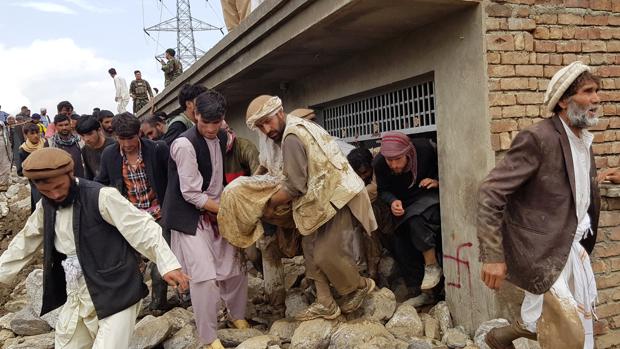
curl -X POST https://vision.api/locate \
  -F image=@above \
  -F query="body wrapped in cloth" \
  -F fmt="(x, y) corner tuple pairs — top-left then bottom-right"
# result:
(218, 174), (295, 248)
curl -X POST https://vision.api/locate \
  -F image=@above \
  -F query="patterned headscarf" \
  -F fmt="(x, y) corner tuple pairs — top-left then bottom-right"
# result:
(380, 131), (417, 187)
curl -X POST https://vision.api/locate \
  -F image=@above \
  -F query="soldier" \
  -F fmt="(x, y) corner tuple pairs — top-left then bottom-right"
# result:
(160, 48), (183, 87)
(129, 70), (154, 114)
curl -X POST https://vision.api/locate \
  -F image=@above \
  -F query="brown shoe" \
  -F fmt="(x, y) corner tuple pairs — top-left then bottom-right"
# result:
(485, 321), (537, 349)
(339, 277), (376, 314)
(294, 301), (341, 321)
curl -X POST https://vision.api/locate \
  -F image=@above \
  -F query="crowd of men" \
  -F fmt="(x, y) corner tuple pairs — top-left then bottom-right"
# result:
(0, 61), (618, 349)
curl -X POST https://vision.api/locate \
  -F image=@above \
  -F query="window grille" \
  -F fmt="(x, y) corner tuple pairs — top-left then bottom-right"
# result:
(318, 78), (436, 142)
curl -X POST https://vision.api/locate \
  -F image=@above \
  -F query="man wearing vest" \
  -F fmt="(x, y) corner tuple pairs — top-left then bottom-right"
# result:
(96, 112), (172, 313)
(246, 95), (378, 321)
(163, 90), (249, 349)
(0, 148), (189, 349)
(161, 83), (207, 146)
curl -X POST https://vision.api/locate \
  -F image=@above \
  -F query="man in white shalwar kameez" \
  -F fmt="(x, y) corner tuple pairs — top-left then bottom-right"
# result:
(109, 68), (130, 113)
(0, 148), (190, 349)
(478, 61), (602, 349)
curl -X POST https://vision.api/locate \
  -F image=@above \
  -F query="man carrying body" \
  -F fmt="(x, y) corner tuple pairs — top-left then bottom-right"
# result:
(0, 147), (189, 348)
(373, 132), (442, 293)
(161, 84), (207, 145)
(246, 95), (377, 321)
(479, 61), (601, 349)
(163, 90), (249, 349)
(108, 68), (130, 113)
(129, 70), (154, 114)
(50, 114), (84, 178)
(160, 48), (183, 87)
(96, 112), (172, 312)
(75, 116), (115, 180)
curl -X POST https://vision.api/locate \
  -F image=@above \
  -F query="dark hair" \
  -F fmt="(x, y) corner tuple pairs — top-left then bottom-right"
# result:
(134, 70), (141, 75)
(165, 48), (176, 57)
(96, 110), (114, 122)
(554, 71), (601, 113)
(108, 68), (117, 75)
(24, 123), (40, 134)
(56, 101), (73, 113)
(93, 107), (101, 113)
(141, 115), (165, 127)
(70, 113), (81, 121)
(178, 84), (208, 111)
(112, 112), (140, 137)
(153, 111), (167, 119)
(347, 148), (374, 172)
(75, 116), (101, 135)
(54, 114), (71, 124)
(21, 106), (28, 110)
(31, 113), (41, 119)
(195, 90), (226, 122)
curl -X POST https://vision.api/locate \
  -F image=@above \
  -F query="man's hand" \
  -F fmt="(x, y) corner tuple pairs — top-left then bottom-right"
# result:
(481, 262), (507, 290)
(419, 178), (438, 189)
(391, 200), (405, 217)
(598, 168), (620, 184)
(163, 269), (191, 293)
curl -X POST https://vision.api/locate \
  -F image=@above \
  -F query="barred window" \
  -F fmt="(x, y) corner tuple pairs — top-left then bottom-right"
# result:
(317, 76), (436, 142)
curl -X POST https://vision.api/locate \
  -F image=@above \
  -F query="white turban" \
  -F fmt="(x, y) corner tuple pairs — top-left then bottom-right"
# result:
(543, 61), (591, 113)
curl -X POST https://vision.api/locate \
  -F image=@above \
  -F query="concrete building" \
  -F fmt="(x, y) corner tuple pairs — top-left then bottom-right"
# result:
(144, 0), (620, 346)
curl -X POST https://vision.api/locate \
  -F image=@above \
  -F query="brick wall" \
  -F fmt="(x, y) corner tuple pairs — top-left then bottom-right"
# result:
(484, 1), (620, 347)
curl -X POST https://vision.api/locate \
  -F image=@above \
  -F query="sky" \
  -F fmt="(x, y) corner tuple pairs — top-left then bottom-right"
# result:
(0, 0), (227, 116)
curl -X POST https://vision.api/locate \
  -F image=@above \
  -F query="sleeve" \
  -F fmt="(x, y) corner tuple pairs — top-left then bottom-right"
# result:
(373, 157), (399, 205)
(281, 134), (308, 198)
(156, 141), (169, 189)
(98, 187), (181, 275)
(162, 122), (186, 146)
(170, 138), (209, 209)
(146, 81), (153, 98)
(94, 150), (110, 185)
(16, 150), (25, 177)
(114, 77), (121, 98)
(477, 130), (541, 263)
(83, 154), (94, 181)
(0, 202), (45, 285)
(161, 61), (173, 73)
(129, 81), (136, 96)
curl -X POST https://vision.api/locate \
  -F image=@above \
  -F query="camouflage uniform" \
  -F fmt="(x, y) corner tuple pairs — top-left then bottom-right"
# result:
(130, 79), (153, 113)
(162, 58), (183, 87)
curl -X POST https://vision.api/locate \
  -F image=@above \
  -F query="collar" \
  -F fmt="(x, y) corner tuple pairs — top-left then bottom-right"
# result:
(559, 117), (594, 148)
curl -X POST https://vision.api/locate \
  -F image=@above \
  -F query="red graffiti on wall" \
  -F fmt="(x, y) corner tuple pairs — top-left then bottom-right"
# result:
(443, 242), (473, 289)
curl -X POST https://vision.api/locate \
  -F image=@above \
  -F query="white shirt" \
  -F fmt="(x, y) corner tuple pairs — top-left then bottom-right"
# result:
(113, 75), (130, 100)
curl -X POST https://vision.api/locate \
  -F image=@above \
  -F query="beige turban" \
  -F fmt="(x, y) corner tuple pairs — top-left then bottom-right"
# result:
(289, 108), (315, 120)
(544, 61), (591, 113)
(245, 95), (283, 130)
(22, 148), (74, 180)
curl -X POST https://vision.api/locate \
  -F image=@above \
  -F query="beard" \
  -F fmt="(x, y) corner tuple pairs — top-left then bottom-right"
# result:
(567, 99), (599, 129)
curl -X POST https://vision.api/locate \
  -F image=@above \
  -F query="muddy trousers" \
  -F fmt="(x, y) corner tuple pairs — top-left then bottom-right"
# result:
(220, 0), (251, 31)
(191, 274), (248, 344)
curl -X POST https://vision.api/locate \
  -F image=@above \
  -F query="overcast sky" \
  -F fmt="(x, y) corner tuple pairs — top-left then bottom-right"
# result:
(0, 0), (226, 116)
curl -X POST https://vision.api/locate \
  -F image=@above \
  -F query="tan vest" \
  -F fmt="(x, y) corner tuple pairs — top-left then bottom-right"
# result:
(283, 115), (364, 235)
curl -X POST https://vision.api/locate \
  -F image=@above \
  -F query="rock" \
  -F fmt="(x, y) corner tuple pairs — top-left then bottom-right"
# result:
(162, 324), (201, 349)
(0, 202), (8, 218)
(394, 338), (410, 349)
(329, 319), (396, 349)
(385, 304), (423, 341)
(217, 328), (264, 347)
(422, 314), (441, 340)
(9, 308), (51, 336)
(129, 315), (173, 349)
(2, 332), (55, 349)
(282, 256), (305, 290)
(429, 301), (453, 335)
(290, 318), (337, 349)
(248, 275), (265, 302)
(473, 318), (509, 349)
(5, 185), (20, 199)
(15, 197), (30, 210)
(236, 335), (281, 349)
(407, 339), (433, 349)
(284, 289), (308, 318)
(378, 256), (399, 285)
(513, 338), (541, 349)
(162, 307), (194, 331)
(269, 319), (300, 343)
(348, 287), (396, 323)
(4, 279), (28, 313)
(0, 313), (15, 330)
(26, 269), (59, 328)
(442, 327), (469, 348)
(0, 329), (16, 343)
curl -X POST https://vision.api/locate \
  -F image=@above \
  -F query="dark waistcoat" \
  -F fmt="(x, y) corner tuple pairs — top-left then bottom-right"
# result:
(162, 126), (227, 235)
(41, 179), (147, 319)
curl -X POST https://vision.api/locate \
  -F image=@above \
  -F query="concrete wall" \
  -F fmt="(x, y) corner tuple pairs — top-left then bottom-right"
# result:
(227, 5), (497, 333)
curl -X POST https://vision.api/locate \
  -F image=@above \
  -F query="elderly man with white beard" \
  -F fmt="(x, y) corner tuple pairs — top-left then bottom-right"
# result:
(478, 61), (602, 349)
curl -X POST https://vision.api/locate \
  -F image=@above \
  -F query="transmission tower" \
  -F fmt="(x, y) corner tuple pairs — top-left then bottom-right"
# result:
(146, 0), (223, 68)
